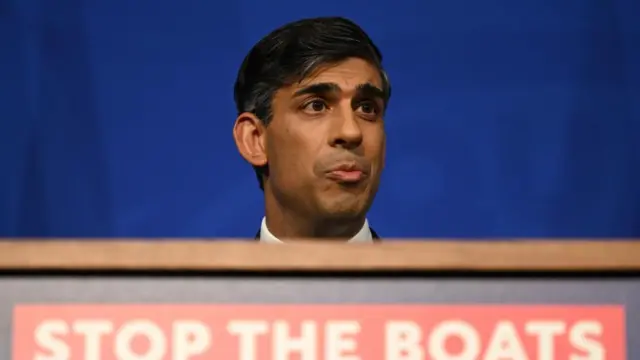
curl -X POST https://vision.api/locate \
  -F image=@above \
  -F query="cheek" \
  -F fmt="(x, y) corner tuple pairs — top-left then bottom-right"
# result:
(267, 126), (318, 185)
(381, 137), (386, 168)
(365, 129), (386, 167)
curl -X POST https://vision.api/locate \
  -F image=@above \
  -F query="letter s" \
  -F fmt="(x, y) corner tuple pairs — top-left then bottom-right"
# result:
(34, 320), (70, 360)
(570, 321), (604, 360)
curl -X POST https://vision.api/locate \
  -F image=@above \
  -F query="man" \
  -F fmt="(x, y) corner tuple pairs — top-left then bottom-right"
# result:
(232, 17), (391, 243)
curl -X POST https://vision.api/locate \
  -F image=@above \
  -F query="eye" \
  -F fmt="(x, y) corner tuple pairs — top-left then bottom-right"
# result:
(356, 101), (380, 115)
(302, 99), (328, 113)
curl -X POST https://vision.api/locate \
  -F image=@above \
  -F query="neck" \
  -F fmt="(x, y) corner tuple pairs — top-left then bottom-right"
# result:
(264, 191), (365, 241)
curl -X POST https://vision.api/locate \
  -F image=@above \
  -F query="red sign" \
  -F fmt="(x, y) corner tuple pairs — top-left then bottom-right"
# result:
(13, 305), (624, 359)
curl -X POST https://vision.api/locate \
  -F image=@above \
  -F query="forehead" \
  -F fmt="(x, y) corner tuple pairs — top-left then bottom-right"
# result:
(296, 58), (382, 90)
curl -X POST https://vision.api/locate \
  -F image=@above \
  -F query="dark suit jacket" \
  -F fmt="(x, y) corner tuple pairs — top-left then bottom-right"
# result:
(255, 228), (380, 241)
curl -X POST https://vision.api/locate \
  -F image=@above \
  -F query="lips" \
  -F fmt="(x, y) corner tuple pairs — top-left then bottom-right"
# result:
(325, 163), (368, 183)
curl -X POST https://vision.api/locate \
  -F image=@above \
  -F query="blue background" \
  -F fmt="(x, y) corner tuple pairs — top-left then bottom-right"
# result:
(1, 0), (638, 238)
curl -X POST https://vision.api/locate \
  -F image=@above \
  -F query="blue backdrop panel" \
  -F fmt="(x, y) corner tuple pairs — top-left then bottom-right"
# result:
(1, 0), (638, 238)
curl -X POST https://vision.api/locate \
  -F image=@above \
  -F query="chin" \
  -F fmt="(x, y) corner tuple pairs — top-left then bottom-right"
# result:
(319, 200), (368, 220)
(323, 208), (363, 220)
(314, 187), (373, 219)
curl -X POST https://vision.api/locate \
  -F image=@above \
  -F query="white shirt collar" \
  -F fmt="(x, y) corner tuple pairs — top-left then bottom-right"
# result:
(259, 217), (373, 243)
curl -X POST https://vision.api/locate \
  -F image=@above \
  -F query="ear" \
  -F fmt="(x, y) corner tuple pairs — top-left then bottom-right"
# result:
(233, 112), (268, 167)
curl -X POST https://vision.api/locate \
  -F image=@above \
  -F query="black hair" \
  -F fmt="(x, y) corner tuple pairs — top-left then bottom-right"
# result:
(233, 16), (391, 190)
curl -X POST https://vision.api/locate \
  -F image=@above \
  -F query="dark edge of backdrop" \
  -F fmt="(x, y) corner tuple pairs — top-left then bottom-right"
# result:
(0, 269), (638, 279)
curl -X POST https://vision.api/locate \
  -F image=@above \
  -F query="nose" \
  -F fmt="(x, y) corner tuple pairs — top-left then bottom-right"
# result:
(328, 110), (363, 150)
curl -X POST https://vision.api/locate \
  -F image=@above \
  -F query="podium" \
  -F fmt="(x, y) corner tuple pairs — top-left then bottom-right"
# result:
(0, 240), (638, 359)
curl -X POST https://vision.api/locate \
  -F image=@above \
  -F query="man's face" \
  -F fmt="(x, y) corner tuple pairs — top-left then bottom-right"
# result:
(264, 57), (386, 220)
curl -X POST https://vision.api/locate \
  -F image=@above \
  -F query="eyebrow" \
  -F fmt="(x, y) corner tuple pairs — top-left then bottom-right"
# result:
(293, 82), (385, 100)
(355, 83), (386, 101)
(293, 82), (341, 97)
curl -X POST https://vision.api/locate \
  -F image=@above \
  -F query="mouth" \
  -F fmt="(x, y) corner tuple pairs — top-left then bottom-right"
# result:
(325, 163), (368, 183)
